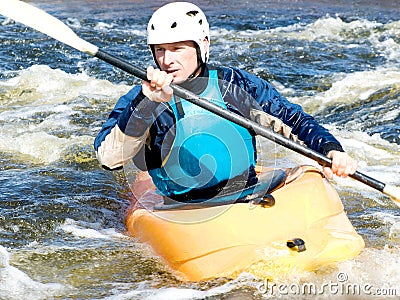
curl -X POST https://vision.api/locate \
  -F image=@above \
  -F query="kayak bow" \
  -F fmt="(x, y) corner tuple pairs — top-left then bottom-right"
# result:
(126, 166), (365, 281)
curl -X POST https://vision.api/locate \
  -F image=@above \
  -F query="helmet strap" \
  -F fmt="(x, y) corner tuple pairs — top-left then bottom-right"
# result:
(149, 45), (161, 69)
(188, 62), (204, 79)
(188, 44), (205, 79)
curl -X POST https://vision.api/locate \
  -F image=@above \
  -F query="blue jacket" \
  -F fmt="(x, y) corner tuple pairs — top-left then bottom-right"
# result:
(94, 65), (343, 173)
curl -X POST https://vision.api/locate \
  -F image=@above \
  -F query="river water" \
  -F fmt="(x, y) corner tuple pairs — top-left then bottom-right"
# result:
(0, 0), (399, 299)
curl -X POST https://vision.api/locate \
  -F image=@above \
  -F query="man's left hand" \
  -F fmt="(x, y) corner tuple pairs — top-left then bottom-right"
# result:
(323, 150), (358, 179)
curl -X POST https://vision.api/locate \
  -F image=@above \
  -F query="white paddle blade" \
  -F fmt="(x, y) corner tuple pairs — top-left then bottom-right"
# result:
(0, 0), (98, 55)
(383, 185), (400, 208)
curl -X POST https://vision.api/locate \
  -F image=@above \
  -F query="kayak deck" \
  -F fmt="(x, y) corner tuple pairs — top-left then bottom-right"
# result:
(126, 166), (364, 281)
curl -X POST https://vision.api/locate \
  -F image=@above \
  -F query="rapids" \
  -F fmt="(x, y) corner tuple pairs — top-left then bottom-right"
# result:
(0, 0), (399, 299)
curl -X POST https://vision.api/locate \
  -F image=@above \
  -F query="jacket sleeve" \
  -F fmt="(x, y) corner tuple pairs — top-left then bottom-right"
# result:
(94, 86), (160, 170)
(226, 67), (343, 155)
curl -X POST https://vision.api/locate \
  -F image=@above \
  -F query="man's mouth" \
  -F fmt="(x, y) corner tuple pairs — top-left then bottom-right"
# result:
(166, 69), (179, 76)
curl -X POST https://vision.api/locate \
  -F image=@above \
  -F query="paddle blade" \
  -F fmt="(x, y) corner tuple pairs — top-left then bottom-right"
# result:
(0, 0), (98, 55)
(383, 185), (400, 208)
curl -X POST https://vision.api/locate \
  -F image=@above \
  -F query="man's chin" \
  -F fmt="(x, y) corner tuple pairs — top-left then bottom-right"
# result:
(172, 77), (186, 84)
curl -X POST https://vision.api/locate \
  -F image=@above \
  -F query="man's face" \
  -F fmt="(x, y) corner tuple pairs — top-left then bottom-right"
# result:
(153, 41), (198, 83)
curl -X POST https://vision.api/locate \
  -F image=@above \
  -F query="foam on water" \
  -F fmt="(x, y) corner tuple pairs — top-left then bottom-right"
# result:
(102, 273), (258, 300)
(99, 253), (400, 299)
(0, 65), (129, 105)
(292, 67), (400, 112)
(0, 65), (130, 164)
(0, 246), (66, 300)
(0, 2), (399, 298)
(325, 126), (399, 162)
(0, 131), (88, 164)
(280, 16), (381, 42)
(213, 16), (388, 42)
(59, 218), (127, 240)
(336, 248), (400, 292)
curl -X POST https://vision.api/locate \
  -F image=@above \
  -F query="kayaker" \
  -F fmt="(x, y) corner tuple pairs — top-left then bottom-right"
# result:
(94, 2), (358, 202)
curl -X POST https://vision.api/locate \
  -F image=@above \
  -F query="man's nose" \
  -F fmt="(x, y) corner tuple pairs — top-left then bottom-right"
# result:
(164, 50), (173, 64)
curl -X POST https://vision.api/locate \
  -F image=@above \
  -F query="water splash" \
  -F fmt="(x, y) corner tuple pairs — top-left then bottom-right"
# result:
(0, 246), (66, 300)
(0, 65), (130, 164)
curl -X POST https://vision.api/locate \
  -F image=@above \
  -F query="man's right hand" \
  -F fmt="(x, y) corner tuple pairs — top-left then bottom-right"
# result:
(142, 66), (174, 102)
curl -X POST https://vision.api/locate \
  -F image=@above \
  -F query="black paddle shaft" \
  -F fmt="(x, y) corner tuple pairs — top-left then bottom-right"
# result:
(94, 49), (386, 193)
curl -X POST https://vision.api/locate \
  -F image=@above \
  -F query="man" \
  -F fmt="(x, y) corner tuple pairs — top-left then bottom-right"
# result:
(94, 2), (357, 202)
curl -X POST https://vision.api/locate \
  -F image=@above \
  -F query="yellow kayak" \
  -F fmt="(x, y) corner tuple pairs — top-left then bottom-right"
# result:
(126, 166), (364, 281)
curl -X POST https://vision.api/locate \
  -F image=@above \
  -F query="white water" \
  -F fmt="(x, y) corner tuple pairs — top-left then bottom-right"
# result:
(0, 246), (66, 300)
(0, 65), (130, 163)
(59, 218), (127, 240)
(291, 67), (400, 112)
(1, 47), (399, 300)
(0, 7), (399, 299)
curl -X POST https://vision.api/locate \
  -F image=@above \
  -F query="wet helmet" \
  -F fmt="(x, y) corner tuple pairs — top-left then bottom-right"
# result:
(147, 2), (210, 63)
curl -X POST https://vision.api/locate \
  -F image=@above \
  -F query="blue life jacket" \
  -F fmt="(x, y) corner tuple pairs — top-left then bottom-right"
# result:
(148, 70), (256, 198)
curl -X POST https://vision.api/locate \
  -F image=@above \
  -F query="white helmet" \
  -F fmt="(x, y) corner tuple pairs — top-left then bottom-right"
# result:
(147, 2), (210, 63)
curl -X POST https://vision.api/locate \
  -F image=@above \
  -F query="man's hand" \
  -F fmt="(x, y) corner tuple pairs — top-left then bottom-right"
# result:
(142, 66), (174, 102)
(323, 150), (358, 179)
